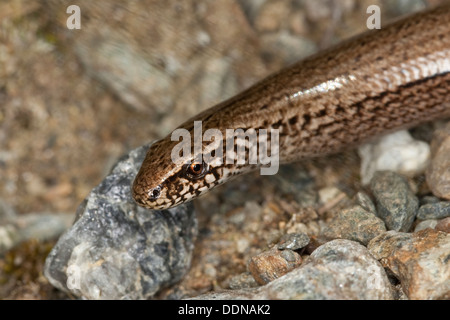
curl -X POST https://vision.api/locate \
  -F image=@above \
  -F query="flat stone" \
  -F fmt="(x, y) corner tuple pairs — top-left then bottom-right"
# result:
(44, 143), (197, 299)
(368, 229), (450, 300)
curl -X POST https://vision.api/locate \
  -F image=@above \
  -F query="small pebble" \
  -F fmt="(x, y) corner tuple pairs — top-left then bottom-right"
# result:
(228, 272), (259, 290)
(318, 186), (343, 205)
(261, 31), (317, 65)
(303, 0), (332, 21)
(370, 171), (419, 232)
(285, 221), (309, 235)
(385, 0), (426, 14)
(322, 205), (386, 245)
(419, 196), (441, 205)
(0, 225), (17, 254)
(426, 123), (450, 200)
(248, 247), (302, 285)
(435, 217), (450, 233)
(236, 238), (250, 254)
(368, 229), (450, 300)
(254, 0), (291, 32)
(277, 232), (310, 250)
(289, 10), (308, 36)
(417, 201), (450, 220)
(0, 199), (16, 222)
(414, 219), (438, 232)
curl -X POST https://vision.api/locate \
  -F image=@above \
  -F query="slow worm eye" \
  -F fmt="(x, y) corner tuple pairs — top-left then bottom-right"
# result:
(149, 186), (161, 200)
(190, 163), (202, 174)
(185, 161), (208, 179)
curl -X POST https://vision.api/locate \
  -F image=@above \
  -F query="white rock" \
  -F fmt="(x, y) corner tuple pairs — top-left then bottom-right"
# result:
(318, 186), (343, 205)
(358, 130), (430, 185)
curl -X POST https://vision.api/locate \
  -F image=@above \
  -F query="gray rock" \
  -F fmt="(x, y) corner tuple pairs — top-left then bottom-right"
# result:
(44, 143), (197, 300)
(269, 164), (318, 207)
(0, 199), (16, 222)
(261, 31), (317, 65)
(414, 219), (438, 232)
(0, 209), (72, 255)
(0, 224), (17, 254)
(417, 201), (450, 220)
(322, 205), (386, 245)
(355, 191), (377, 214)
(193, 240), (394, 300)
(277, 232), (310, 250)
(419, 196), (441, 205)
(384, 0), (427, 15)
(228, 272), (259, 290)
(16, 213), (72, 242)
(370, 171), (419, 232)
(368, 229), (450, 300)
(0, 200), (17, 254)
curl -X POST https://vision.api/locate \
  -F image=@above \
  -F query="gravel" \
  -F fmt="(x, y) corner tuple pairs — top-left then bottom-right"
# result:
(193, 240), (394, 300)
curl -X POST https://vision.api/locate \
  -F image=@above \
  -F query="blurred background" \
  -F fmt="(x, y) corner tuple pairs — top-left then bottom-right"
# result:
(0, 0), (446, 299)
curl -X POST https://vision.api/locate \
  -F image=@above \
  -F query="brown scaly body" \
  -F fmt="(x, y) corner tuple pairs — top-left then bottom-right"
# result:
(133, 4), (450, 210)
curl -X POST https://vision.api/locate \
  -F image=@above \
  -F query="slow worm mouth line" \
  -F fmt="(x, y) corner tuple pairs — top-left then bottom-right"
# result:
(133, 4), (450, 210)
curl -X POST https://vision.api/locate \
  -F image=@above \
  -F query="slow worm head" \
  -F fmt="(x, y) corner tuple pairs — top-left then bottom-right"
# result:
(133, 4), (450, 210)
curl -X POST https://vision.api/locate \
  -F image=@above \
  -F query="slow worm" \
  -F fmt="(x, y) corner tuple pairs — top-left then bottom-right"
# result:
(133, 4), (450, 210)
